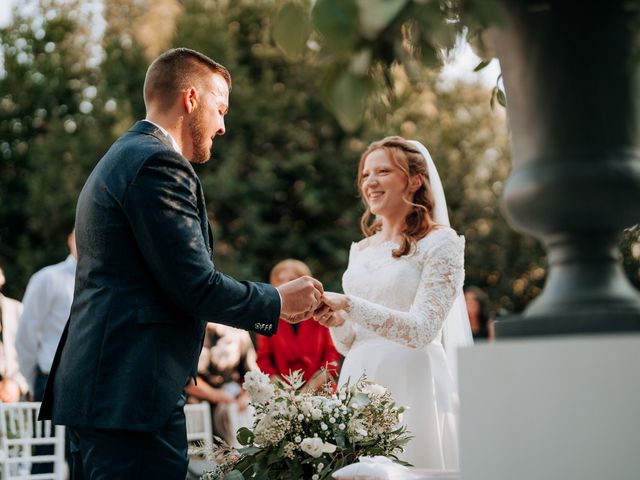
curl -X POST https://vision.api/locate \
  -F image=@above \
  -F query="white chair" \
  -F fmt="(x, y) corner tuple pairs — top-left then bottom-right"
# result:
(184, 402), (215, 480)
(0, 401), (65, 480)
(184, 401), (212, 445)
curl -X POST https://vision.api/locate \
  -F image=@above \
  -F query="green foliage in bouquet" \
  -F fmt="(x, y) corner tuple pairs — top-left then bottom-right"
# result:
(201, 370), (411, 480)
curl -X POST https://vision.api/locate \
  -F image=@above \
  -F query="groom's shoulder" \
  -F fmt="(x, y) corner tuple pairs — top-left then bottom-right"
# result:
(110, 127), (191, 173)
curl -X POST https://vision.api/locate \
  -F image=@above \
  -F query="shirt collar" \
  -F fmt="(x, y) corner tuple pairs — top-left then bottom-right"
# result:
(143, 119), (182, 155)
(64, 255), (77, 271)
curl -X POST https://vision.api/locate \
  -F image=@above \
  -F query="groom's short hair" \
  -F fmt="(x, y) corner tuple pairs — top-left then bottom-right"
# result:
(143, 48), (232, 110)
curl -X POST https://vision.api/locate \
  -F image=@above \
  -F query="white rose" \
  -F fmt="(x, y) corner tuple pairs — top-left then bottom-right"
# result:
(363, 383), (387, 397)
(300, 438), (337, 458)
(311, 408), (323, 420)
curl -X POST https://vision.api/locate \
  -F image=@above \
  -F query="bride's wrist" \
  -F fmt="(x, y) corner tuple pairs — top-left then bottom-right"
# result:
(342, 294), (352, 312)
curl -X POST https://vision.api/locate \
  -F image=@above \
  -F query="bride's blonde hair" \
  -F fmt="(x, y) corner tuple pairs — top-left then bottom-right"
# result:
(358, 136), (438, 258)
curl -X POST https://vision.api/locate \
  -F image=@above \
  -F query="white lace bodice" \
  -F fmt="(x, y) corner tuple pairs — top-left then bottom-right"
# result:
(330, 227), (465, 353)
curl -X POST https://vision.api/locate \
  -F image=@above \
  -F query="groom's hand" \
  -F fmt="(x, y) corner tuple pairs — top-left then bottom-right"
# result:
(277, 276), (323, 322)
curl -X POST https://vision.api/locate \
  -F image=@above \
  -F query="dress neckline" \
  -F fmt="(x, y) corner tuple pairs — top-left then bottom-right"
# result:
(352, 239), (399, 253)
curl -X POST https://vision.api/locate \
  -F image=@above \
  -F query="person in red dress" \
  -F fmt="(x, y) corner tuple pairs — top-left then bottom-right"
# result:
(257, 259), (341, 391)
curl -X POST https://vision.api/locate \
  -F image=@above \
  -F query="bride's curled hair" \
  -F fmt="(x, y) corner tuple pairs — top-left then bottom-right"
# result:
(358, 136), (438, 258)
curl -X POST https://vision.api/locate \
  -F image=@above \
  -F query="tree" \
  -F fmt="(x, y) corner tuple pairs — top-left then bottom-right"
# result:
(0, 0), (113, 297)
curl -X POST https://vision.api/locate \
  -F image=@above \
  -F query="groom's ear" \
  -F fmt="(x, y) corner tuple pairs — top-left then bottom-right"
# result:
(183, 86), (198, 114)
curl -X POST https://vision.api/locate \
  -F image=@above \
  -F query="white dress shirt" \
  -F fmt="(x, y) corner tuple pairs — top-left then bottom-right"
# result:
(143, 119), (182, 154)
(0, 294), (29, 394)
(16, 255), (76, 393)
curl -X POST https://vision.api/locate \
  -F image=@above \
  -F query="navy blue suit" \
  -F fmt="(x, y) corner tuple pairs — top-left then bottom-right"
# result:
(40, 121), (280, 478)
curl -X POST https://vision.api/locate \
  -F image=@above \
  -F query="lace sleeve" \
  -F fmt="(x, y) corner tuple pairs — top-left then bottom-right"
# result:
(329, 322), (356, 356)
(345, 231), (465, 349)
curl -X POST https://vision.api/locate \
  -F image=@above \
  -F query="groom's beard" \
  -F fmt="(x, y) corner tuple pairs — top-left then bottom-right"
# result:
(188, 107), (211, 165)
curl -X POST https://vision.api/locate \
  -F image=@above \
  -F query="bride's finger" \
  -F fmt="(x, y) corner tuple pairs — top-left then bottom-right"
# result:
(313, 304), (332, 318)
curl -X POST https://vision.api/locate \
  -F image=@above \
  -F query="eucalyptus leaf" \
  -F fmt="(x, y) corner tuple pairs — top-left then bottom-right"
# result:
(427, 23), (458, 52)
(474, 59), (491, 72)
(223, 470), (245, 480)
(329, 71), (368, 132)
(236, 427), (253, 446)
(497, 88), (507, 107)
(356, 0), (409, 39)
(465, 0), (506, 26)
(419, 43), (441, 68)
(312, 0), (359, 53)
(238, 446), (261, 456)
(273, 2), (310, 59)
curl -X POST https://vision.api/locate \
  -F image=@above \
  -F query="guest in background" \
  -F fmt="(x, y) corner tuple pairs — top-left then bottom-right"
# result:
(464, 286), (494, 340)
(185, 323), (257, 446)
(16, 230), (76, 475)
(16, 230), (76, 401)
(257, 259), (341, 392)
(0, 265), (29, 402)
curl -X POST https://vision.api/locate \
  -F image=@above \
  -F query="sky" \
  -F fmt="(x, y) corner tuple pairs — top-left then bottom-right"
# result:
(0, 0), (14, 27)
(0, 0), (501, 86)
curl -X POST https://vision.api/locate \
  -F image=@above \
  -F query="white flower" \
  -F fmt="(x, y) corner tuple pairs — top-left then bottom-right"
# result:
(318, 463), (324, 470)
(299, 438), (337, 458)
(321, 423), (328, 431)
(311, 408), (322, 420)
(312, 476), (319, 480)
(339, 423), (345, 430)
(329, 417), (336, 424)
(294, 436), (302, 443)
(300, 401), (313, 416)
(298, 414), (304, 421)
(363, 382), (387, 397)
(243, 371), (275, 405)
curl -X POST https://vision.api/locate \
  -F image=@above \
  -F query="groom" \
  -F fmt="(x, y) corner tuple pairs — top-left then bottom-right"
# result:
(39, 48), (323, 479)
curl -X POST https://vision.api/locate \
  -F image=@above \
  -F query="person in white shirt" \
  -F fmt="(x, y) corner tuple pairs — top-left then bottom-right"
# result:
(16, 230), (76, 401)
(0, 265), (29, 401)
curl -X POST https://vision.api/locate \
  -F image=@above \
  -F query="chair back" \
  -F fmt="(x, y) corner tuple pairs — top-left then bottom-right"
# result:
(184, 401), (213, 445)
(0, 402), (65, 480)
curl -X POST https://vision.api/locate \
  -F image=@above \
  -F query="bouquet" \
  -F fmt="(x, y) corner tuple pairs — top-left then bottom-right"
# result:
(199, 370), (411, 480)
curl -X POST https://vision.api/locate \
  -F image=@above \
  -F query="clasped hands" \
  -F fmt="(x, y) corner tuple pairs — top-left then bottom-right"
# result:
(277, 276), (349, 327)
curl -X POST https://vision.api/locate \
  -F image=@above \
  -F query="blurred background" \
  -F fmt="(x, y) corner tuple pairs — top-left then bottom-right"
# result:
(1, 0), (638, 317)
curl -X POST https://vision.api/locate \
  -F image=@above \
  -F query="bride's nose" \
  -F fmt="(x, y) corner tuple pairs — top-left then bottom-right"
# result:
(364, 174), (378, 188)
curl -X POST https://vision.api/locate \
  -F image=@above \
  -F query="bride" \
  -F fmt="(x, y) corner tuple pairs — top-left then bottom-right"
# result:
(316, 136), (473, 469)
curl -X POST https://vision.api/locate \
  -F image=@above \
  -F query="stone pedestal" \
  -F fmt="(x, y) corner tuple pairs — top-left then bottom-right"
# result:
(458, 334), (640, 480)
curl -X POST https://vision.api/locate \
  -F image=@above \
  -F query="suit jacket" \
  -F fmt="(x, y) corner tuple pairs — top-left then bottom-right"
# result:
(40, 121), (280, 431)
(0, 294), (29, 394)
(256, 319), (341, 382)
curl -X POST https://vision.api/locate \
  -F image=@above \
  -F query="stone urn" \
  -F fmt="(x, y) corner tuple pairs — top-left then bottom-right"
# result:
(493, 0), (640, 336)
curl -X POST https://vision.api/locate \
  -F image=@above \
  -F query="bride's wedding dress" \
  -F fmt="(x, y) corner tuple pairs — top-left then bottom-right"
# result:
(330, 227), (464, 469)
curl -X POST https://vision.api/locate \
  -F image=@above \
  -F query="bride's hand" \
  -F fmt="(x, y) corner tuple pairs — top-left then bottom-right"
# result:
(316, 309), (347, 328)
(321, 292), (350, 311)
